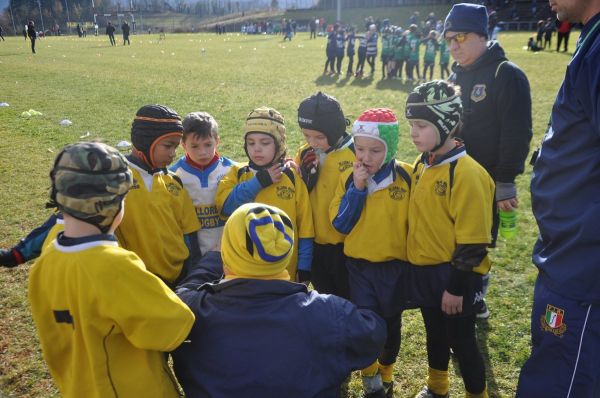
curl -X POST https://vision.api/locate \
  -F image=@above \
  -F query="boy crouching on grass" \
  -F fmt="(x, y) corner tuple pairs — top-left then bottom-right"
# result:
(216, 107), (314, 283)
(405, 81), (493, 398)
(330, 108), (413, 398)
(28, 142), (195, 398)
(170, 111), (236, 258)
(172, 202), (386, 398)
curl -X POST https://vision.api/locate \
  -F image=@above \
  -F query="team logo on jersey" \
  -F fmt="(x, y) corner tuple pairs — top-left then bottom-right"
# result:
(166, 182), (181, 196)
(130, 178), (140, 190)
(276, 186), (295, 200)
(389, 186), (407, 200)
(434, 181), (447, 196)
(471, 84), (487, 102)
(338, 160), (353, 172)
(540, 304), (567, 337)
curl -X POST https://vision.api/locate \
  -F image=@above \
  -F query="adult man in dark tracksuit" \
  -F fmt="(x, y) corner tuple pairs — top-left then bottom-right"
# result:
(122, 21), (130, 45)
(27, 21), (37, 53)
(106, 22), (116, 46)
(518, 0), (600, 396)
(445, 3), (533, 319)
(172, 203), (386, 398)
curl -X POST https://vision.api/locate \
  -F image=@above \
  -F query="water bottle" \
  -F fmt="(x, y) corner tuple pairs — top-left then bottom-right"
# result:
(498, 210), (517, 239)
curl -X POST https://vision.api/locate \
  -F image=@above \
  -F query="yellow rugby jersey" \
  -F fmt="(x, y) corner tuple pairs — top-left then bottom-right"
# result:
(329, 161), (412, 262)
(116, 165), (200, 284)
(407, 153), (495, 274)
(295, 142), (355, 245)
(41, 216), (65, 251)
(28, 237), (195, 398)
(216, 163), (314, 277)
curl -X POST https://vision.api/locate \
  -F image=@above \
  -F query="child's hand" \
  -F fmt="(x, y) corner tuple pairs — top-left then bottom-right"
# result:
(255, 163), (283, 187)
(353, 161), (369, 191)
(284, 158), (300, 175)
(441, 290), (463, 315)
(301, 150), (318, 175)
(267, 163), (283, 184)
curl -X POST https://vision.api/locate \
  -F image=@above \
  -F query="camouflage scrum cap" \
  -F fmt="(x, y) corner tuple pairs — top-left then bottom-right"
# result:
(50, 142), (133, 233)
(244, 106), (287, 163)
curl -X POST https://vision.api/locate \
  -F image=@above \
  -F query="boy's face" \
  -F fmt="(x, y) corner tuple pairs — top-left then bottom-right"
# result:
(152, 135), (181, 168)
(409, 120), (439, 153)
(302, 128), (330, 151)
(354, 136), (386, 175)
(246, 133), (276, 167)
(182, 134), (219, 166)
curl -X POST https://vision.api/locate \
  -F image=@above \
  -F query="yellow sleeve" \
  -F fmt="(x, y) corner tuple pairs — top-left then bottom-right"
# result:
(179, 185), (201, 234)
(451, 162), (494, 244)
(293, 169), (314, 239)
(215, 165), (241, 219)
(328, 168), (353, 224)
(97, 251), (195, 352)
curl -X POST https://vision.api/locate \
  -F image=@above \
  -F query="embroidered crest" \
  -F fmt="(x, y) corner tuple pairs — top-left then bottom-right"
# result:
(434, 181), (447, 196)
(471, 84), (487, 102)
(276, 186), (294, 200)
(166, 182), (181, 196)
(338, 160), (353, 172)
(389, 186), (407, 200)
(540, 304), (567, 338)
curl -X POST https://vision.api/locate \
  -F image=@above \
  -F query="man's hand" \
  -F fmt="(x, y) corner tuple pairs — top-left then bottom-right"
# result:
(441, 290), (463, 315)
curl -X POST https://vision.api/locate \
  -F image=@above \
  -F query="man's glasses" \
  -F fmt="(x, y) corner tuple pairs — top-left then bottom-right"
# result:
(445, 33), (469, 45)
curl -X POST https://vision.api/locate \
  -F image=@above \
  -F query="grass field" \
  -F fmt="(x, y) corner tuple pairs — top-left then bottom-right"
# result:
(0, 29), (576, 397)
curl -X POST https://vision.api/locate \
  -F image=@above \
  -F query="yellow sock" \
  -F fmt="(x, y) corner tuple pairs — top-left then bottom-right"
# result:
(379, 363), (394, 383)
(427, 367), (449, 396)
(361, 361), (379, 377)
(466, 385), (488, 398)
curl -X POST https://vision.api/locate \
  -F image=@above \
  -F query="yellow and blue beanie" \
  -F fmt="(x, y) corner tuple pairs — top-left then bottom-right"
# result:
(222, 203), (294, 280)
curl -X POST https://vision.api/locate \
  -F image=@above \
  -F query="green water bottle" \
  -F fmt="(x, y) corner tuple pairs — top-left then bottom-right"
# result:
(498, 210), (517, 239)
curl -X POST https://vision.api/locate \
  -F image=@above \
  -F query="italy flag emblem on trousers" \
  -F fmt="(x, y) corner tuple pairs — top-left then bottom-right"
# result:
(540, 304), (567, 337)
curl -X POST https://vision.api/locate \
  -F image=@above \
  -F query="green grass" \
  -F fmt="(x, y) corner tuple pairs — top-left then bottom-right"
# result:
(0, 30), (577, 397)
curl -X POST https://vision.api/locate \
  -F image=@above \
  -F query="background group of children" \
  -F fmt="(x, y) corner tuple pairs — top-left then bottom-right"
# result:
(2, 79), (494, 398)
(324, 22), (451, 82)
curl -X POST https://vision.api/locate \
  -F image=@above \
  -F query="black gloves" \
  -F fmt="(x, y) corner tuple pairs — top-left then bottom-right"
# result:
(256, 169), (274, 188)
(300, 150), (319, 192)
(0, 249), (19, 268)
(297, 270), (311, 284)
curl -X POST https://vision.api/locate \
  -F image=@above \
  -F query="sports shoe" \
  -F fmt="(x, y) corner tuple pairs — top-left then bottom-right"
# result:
(414, 386), (449, 398)
(476, 300), (490, 320)
(362, 388), (387, 398)
(383, 381), (394, 398)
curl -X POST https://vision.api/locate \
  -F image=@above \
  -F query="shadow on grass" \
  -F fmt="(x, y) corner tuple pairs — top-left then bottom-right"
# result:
(374, 78), (416, 93)
(349, 75), (375, 87)
(450, 319), (501, 398)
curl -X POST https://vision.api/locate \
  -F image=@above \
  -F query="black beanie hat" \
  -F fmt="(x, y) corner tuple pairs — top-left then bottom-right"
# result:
(298, 92), (348, 147)
(130, 104), (183, 168)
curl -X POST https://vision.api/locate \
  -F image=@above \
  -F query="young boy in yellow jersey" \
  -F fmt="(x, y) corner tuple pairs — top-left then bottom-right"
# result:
(295, 91), (353, 299)
(170, 112), (236, 257)
(119, 104), (201, 285)
(405, 81), (494, 398)
(2, 105), (200, 284)
(330, 108), (412, 398)
(216, 107), (314, 283)
(29, 142), (195, 398)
